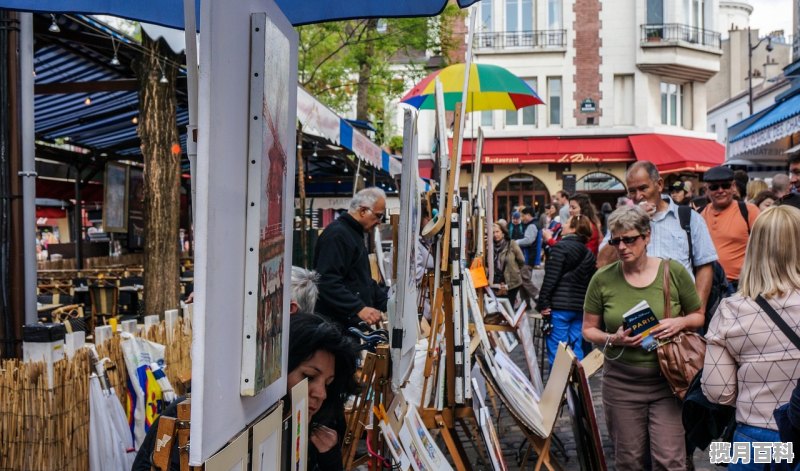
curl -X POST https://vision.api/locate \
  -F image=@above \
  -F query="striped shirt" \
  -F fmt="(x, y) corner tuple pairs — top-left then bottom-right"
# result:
(602, 196), (718, 279)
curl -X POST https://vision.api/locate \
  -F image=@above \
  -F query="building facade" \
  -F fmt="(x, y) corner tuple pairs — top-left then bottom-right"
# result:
(413, 0), (727, 218)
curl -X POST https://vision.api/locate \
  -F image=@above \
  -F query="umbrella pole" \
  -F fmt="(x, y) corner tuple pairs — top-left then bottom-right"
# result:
(453, 8), (477, 191)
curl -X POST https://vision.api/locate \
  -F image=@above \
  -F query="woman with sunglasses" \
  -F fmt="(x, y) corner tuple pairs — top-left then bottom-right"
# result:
(582, 205), (704, 470)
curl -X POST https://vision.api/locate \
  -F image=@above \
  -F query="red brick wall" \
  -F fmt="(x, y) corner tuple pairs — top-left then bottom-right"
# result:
(573, 0), (603, 123)
(447, 1), (467, 64)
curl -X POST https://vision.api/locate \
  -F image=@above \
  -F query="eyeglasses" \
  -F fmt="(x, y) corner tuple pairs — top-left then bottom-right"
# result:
(362, 207), (385, 222)
(608, 234), (645, 246)
(708, 182), (732, 191)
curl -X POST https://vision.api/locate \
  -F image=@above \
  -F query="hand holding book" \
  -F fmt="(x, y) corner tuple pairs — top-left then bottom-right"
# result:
(609, 324), (643, 348)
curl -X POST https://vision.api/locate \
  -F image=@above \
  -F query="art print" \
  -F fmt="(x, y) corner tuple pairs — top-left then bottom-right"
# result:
(291, 379), (308, 471)
(252, 402), (283, 471)
(379, 420), (411, 471)
(241, 12), (293, 395)
(103, 162), (129, 232)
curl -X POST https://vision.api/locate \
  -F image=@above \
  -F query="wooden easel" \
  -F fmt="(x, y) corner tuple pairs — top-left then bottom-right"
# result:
(477, 344), (575, 471)
(342, 344), (392, 470)
(150, 397), (203, 471)
(417, 278), (481, 471)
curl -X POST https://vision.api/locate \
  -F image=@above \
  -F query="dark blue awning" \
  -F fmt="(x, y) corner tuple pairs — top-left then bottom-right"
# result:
(0, 0), (479, 29)
(728, 91), (800, 158)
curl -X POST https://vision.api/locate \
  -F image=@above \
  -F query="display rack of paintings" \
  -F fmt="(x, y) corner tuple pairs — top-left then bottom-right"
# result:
(566, 357), (607, 471)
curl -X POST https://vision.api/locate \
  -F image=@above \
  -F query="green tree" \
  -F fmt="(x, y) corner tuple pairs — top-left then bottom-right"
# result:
(297, 6), (463, 143)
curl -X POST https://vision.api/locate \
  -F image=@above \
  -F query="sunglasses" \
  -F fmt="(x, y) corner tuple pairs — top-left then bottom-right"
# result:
(707, 182), (732, 191)
(608, 234), (645, 246)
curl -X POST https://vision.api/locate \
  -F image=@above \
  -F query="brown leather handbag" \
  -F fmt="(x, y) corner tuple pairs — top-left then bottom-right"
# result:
(656, 260), (706, 400)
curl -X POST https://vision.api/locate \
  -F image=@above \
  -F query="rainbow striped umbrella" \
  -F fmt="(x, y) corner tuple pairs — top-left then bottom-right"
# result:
(401, 63), (544, 112)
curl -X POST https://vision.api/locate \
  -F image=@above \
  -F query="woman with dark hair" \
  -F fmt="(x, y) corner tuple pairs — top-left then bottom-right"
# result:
(752, 189), (778, 212)
(132, 313), (358, 471)
(287, 313), (359, 471)
(536, 215), (596, 366)
(568, 193), (602, 256)
(492, 219), (525, 304)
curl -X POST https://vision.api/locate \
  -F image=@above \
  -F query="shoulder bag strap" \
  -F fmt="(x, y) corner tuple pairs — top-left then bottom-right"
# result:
(678, 205), (694, 271)
(738, 200), (751, 234)
(663, 259), (671, 319)
(755, 295), (800, 350)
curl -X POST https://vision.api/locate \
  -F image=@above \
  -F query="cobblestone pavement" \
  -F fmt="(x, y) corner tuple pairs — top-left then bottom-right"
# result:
(452, 308), (722, 471)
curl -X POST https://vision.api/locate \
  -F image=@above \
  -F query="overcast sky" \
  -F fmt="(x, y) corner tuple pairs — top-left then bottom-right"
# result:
(749, 0), (794, 38)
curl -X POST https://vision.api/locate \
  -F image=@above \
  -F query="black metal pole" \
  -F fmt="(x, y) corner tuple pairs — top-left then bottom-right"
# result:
(748, 27), (754, 115)
(0, 12), (12, 357)
(73, 171), (83, 270)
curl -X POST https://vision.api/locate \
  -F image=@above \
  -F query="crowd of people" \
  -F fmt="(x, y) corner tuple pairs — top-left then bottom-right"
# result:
(135, 153), (800, 470)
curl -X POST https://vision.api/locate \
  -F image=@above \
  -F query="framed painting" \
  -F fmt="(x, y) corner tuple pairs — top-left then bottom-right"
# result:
(240, 11), (295, 396)
(251, 401), (283, 471)
(204, 430), (248, 471)
(103, 162), (129, 232)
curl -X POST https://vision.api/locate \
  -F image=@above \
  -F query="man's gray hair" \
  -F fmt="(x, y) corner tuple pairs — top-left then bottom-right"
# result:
(349, 187), (387, 212)
(291, 266), (320, 314)
(607, 205), (651, 236)
(626, 161), (661, 183)
(773, 174), (790, 195)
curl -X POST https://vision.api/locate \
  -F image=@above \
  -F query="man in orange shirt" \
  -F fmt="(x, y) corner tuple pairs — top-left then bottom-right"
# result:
(700, 166), (760, 291)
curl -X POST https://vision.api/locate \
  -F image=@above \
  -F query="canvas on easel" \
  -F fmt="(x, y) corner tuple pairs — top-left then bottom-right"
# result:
(566, 358), (607, 471)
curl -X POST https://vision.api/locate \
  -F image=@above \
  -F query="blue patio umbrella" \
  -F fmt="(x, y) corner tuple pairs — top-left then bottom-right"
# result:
(0, 0), (479, 27)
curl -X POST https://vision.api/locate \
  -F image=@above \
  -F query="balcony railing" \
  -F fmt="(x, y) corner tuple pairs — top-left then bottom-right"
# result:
(640, 24), (721, 49)
(474, 30), (567, 49)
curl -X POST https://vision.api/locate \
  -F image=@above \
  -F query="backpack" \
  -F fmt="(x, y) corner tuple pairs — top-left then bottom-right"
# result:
(678, 205), (734, 335)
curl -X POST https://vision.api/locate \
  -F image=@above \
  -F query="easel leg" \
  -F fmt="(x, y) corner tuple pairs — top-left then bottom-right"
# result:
(435, 414), (469, 471)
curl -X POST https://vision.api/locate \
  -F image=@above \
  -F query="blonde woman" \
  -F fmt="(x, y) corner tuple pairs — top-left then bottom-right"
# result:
(702, 205), (800, 470)
(745, 179), (768, 203)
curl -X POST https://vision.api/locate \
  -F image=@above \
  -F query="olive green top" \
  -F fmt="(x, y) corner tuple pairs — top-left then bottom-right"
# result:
(584, 258), (701, 368)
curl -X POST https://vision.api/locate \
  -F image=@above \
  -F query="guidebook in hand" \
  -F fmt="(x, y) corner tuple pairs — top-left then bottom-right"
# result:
(622, 300), (660, 352)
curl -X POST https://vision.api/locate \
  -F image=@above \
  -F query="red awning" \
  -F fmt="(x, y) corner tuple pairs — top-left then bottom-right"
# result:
(36, 207), (67, 219)
(629, 134), (724, 174)
(36, 178), (104, 203)
(455, 136), (635, 165)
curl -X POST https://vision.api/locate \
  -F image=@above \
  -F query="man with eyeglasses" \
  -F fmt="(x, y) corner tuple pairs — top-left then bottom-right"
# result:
(701, 166), (760, 291)
(599, 161), (717, 312)
(313, 187), (388, 327)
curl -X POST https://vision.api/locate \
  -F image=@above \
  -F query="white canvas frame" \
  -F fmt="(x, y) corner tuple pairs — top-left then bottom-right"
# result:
(192, 0), (297, 464)
(391, 109), (421, 389)
(240, 11), (294, 396)
(251, 402), (283, 471)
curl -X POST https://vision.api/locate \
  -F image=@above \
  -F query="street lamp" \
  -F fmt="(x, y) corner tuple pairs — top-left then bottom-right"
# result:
(748, 26), (774, 115)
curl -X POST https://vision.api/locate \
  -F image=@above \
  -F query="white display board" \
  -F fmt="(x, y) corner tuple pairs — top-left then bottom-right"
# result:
(391, 110), (421, 389)
(192, 0), (297, 464)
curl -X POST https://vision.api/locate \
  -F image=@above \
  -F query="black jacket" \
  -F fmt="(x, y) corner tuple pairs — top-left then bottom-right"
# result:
(536, 234), (596, 312)
(313, 213), (388, 327)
